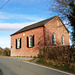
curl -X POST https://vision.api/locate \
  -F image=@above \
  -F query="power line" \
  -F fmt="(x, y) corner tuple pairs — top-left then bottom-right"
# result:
(0, 0), (10, 9)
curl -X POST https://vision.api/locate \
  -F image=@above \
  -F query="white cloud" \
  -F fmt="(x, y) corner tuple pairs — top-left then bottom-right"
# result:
(0, 12), (44, 21)
(0, 21), (44, 48)
(0, 22), (36, 32)
(0, 22), (35, 48)
(0, 12), (44, 32)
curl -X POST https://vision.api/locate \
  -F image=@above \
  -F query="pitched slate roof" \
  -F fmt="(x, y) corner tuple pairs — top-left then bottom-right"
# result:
(10, 15), (69, 36)
(11, 16), (56, 36)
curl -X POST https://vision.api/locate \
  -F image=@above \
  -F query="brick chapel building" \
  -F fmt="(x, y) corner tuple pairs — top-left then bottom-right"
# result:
(10, 15), (69, 57)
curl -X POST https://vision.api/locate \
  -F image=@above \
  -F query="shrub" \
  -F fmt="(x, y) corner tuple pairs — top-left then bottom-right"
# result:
(27, 56), (29, 58)
(33, 56), (37, 58)
(69, 47), (75, 62)
(30, 56), (32, 58)
(0, 47), (10, 56)
(38, 45), (75, 65)
(38, 46), (75, 74)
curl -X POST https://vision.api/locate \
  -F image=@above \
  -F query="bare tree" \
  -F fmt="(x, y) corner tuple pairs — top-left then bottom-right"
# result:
(48, 0), (75, 46)
(48, 0), (75, 19)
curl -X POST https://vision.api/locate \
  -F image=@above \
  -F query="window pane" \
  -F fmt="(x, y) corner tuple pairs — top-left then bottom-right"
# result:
(20, 38), (21, 48)
(17, 38), (20, 48)
(29, 35), (33, 47)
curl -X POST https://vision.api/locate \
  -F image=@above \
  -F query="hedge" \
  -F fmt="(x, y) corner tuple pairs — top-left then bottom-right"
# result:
(38, 45), (75, 65)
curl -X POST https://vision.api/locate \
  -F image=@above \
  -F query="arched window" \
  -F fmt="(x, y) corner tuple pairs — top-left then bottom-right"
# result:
(52, 33), (56, 45)
(16, 38), (21, 49)
(27, 35), (34, 48)
(62, 35), (65, 45)
(29, 35), (33, 47)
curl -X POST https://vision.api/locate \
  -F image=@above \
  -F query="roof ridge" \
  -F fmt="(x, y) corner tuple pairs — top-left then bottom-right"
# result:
(20, 15), (57, 29)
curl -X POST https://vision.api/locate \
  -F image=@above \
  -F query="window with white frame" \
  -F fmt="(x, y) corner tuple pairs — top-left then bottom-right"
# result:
(27, 35), (34, 48)
(52, 33), (56, 45)
(62, 35), (65, 45)
(16, 38), (21, 49)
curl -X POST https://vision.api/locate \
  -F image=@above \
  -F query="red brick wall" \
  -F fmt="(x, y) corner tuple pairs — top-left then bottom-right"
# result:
(44, 16), (69, 46)
(11, 16), (69, 56)
(11, 27), (44, 56)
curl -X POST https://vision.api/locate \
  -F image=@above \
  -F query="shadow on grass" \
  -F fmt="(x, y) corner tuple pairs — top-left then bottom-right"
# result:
(0, 69), (3, 75)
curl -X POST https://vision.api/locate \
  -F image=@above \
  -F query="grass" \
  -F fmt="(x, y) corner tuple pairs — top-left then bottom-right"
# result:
(29, 58), (36, 62)
(36, 59), (75, 74)
(0, 55), (10, 57)
(13, 56), (33, 58)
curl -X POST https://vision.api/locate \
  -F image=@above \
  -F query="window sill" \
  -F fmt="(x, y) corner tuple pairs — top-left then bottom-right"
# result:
(27, 46), (34, 48)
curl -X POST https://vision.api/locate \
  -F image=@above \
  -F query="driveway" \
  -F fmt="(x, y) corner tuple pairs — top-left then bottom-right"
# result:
(0, 57), (73, 75)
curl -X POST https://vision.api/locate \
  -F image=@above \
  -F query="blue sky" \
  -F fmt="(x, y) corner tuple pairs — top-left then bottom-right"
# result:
(0, 0), (71, 48)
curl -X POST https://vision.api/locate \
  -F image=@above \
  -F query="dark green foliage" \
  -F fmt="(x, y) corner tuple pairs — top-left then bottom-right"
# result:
(33, 56), (37, 58)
